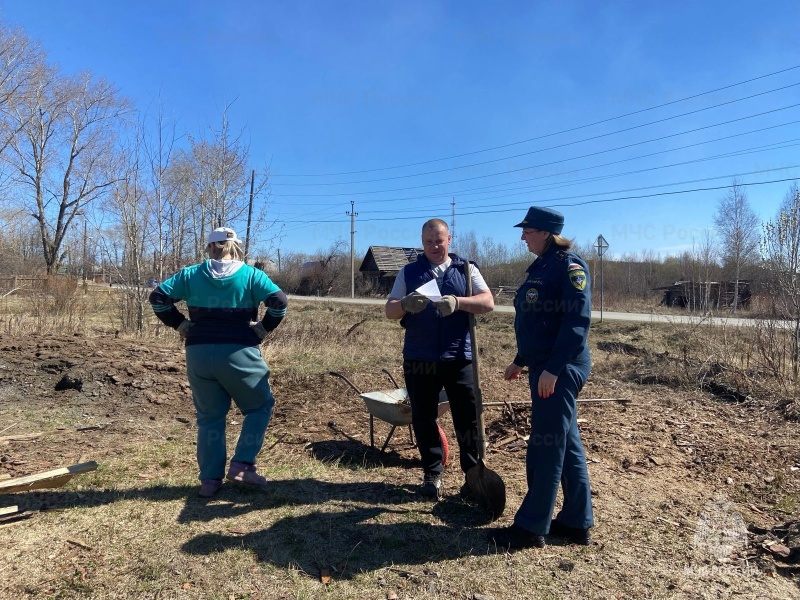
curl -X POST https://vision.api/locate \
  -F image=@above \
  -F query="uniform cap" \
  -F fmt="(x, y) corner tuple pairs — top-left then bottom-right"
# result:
(514, 206), (564, 234)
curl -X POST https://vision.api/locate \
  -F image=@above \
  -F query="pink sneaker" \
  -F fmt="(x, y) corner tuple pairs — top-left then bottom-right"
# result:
(226, 461), (268, 487)
(199, 479), (223, 498)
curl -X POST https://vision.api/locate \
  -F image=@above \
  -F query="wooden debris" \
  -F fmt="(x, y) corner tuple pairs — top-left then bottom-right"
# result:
(0, 511), (32, 526)
(647, 456), (664, 466)
(0, 473), (11, 481)
(483, 398), (629, 407)
(656, 516), (681, 528)
(764, 542), (792, 559)
(66, 538), (93, 550)
(0, 505), (21, 518)
(495, 435), (519, 448)
(227, 526), (249, 535)
(0, 461), (98, 495)
(0, 432), (42, 444)
(627, 465), (649, 476)
(77, 424), (104, 432)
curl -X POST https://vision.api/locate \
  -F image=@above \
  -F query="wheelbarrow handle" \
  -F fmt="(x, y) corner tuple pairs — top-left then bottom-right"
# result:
(381, 368), (400, 388)
(328, 371), (362, 394)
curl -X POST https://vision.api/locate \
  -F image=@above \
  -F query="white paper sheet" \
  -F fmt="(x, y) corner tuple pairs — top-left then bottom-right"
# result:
(415, 279), (442, 302)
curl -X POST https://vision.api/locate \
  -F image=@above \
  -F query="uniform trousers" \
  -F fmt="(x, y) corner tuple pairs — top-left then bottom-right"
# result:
(514, 362), (594, 534)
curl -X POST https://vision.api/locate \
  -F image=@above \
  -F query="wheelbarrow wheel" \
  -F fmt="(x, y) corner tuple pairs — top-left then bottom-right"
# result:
(439, 423), (450, 468)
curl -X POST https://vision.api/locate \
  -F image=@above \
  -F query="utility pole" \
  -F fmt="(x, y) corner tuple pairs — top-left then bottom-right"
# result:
(245, 169), (255, 259)
(346, 200), (358, 298)
(276, 249), (281, 272)
(450, 198), (456, 246)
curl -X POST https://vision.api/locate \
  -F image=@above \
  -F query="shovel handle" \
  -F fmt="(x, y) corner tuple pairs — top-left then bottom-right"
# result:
(465, 263), (487, 461)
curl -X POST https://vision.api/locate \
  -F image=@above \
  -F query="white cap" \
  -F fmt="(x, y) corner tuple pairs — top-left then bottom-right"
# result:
(207, 227), (242, 244)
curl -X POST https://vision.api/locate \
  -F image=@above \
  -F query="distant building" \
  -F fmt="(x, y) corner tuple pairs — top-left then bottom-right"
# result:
(247, 258), (277, 274)
(359, 245), (423, 293)
(653, 280), (752, 310)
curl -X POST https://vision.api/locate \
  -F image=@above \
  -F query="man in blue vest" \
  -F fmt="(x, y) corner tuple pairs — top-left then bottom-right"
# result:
(386, 219), (495, 499)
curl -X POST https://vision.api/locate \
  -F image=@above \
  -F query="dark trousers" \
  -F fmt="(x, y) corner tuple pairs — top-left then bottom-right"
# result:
(403, 359), (480, 476)
(514, 362), (594, 534)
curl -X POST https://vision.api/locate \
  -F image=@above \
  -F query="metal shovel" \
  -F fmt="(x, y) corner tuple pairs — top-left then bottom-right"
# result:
(464, 263), (506, 518)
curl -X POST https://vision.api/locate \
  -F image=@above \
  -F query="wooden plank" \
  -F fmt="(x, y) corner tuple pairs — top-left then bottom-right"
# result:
(0, 505), (20, 517)
(0, 461), (98, 495)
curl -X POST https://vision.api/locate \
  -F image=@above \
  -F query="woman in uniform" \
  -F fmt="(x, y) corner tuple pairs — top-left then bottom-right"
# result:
(492, 206), (594, 549)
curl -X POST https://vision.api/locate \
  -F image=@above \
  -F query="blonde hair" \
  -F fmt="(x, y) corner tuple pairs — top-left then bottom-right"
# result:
(208, 240), (245, 261)
(422, 218), (449, 233)
(541, 233), (573, 254)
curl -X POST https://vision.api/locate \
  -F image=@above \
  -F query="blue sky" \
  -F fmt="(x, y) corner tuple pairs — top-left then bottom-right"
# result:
(3, 1), (800, 260)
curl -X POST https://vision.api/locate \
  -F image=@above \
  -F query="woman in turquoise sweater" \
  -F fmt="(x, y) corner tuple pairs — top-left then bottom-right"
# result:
(149, 227), (288, 498)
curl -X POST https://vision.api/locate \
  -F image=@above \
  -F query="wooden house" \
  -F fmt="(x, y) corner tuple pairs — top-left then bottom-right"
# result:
(359, 246), (423, 293)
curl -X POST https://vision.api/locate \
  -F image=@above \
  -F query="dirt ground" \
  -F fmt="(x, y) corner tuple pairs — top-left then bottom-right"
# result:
(1, 320), (799, 598)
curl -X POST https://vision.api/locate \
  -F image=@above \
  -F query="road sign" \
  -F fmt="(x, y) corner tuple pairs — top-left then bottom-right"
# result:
(595, 234), (609, 257)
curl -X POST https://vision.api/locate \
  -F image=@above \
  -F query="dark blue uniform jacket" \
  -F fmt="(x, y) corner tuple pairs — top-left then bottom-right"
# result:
(513, 247), (591, 375)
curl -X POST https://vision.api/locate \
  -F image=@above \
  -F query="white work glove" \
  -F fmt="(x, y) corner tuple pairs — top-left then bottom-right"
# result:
(400, 291), (430, 314)
(434, 295), (459, 316)
(250, 321), (268, 340)
(176, 320), (194, 339)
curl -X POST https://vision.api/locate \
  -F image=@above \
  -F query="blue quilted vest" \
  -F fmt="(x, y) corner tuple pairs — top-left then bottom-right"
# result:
(400, 253), (472, 361)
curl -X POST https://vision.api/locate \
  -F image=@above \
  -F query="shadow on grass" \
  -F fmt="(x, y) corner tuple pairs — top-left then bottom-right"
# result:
(1, 478), (500, 578)
(306, 438), (419, 470)
(181, 501), (497, 580)
(0, 477), (496, 526)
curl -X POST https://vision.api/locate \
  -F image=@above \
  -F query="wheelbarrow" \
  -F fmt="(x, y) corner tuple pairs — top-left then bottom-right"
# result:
(329, 370), (450, 460)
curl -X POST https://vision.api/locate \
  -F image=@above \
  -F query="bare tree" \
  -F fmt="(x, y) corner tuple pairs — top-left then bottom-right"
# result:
(5, 68), (129, 274)
(0, 23), (44, 161)
(142, 97), (179, 282)
(762, 185), (800, 382)
(99, 120), (156, 332)
(713, 181), (760, 312)
(299, 239), (348, 296)
(693, 230), (718, 314)
(184, 103), (270, 261)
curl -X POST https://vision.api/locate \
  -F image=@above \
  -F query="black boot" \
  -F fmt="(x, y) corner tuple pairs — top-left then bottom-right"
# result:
(548, 519), (592, 545)
(489, 524), (545, 549)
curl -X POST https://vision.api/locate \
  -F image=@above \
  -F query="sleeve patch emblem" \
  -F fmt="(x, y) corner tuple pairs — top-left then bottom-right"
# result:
(569, 270), (586, 290)
(568, 263), (582, 271)
(525, 288), (539, 303)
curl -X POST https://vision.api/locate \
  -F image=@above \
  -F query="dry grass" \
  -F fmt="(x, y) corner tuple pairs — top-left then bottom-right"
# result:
(0, 296), (799, 598)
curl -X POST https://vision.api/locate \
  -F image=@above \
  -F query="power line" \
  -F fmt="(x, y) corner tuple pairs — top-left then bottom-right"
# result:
(272, 64), (800, 177)
(271, 102), (800, 197)
(272, 139), (800, 231)
(363, 177), (800, 221)
(268, 119), (800, 207)
(273, 174), (800, 227)
(356, 144), (800, 215)
(273, 82), (800, 187)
